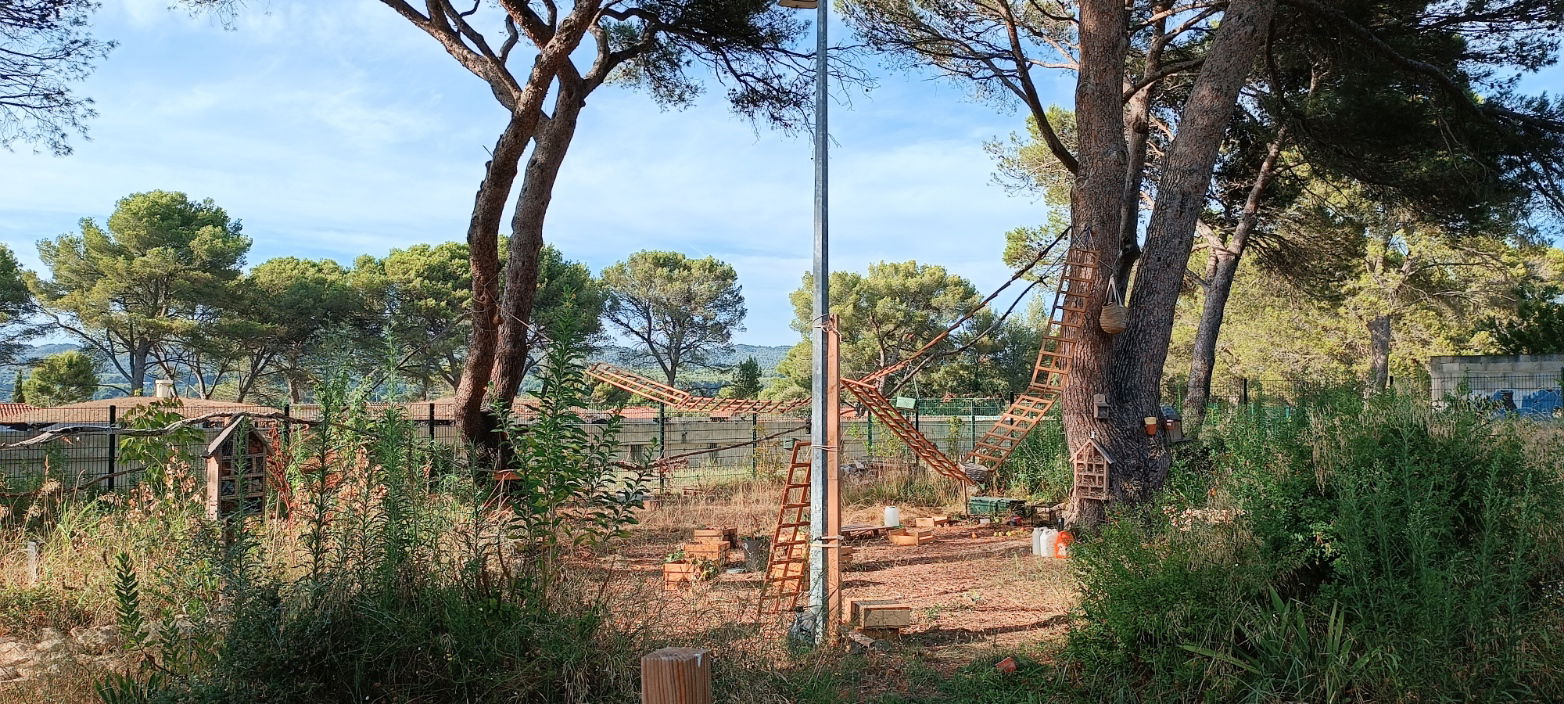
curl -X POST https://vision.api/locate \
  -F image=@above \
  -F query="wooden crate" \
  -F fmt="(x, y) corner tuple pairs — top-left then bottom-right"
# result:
(692, 528), (738, 548)
(847, 598), (899, 625)
(909, 515), (951, 528)
(683, 541), (725, 563)
(887, 528), (934, 546)
(860, 604), (912, 629)
(663, 561), (696, 591)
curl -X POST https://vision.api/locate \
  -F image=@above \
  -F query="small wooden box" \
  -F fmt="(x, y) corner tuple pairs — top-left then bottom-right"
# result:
(910, 515), (950, 528)
(683, 541), (725, 563)
(860, 604), (912, 629)
(887, 528), (934, 546)
(693, 528), (738, 548)
(847, 598), (898, 625)
(662, 561), (696, 591)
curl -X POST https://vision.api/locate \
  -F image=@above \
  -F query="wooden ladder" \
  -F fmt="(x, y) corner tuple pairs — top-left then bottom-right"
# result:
(842, 378), (972, 483)
(585, 362), (692, 407)
(585, 362), (806, 414)
(968, 247), (1098, 470)
(759, 443), (813, 616)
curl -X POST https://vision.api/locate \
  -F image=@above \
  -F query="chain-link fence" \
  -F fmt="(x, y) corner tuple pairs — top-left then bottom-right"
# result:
(1430, 373), (1564, 418)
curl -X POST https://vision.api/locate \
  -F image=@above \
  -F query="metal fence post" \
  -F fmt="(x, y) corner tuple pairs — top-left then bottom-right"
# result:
(658, 402), (668, 492)
(866, 412), (874, 458)
(750, 413), (758, 477)
(282, 403), (291, 449)
(1240, 378), (1250, 406)
(106, 404), (117, 490)
(428, 402), (436, 440)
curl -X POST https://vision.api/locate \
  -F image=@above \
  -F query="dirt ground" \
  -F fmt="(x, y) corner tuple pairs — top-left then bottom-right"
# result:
(612, 486), (1079, 669)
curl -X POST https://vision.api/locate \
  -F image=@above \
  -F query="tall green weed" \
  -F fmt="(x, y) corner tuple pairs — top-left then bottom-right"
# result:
(1063, 390), (1564, 702)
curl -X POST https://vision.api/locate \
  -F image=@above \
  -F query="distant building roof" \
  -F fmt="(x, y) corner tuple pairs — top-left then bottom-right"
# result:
(0, 403), (35, 420)
(1, 397), (280, 425)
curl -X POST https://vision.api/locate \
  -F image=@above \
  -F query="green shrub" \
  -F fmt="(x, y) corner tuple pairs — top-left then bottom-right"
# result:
(1000, 419), (1072, 503)
(1061, 389), (1564, 703)
(75, 334), (656, 703)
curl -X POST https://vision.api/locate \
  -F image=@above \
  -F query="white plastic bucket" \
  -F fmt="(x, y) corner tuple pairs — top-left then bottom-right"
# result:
(883, 506), (900, 528)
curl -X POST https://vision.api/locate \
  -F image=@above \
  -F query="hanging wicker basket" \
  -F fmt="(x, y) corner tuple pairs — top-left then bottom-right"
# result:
(1100, 302), (1128, 334)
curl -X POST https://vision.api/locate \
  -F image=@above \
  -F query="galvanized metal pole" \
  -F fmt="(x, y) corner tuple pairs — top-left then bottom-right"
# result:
(807, 0), (833, 647)
(106, 404), (117, 490)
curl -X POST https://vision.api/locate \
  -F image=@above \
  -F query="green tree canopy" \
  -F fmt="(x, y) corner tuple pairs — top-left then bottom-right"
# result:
(21, 349), (97, 406)
(726, 356), (763, 399)
(359, 242), (603, 398)
(1482, 283), (1564, 355)
(601, 251), (744, 386)
(30, 190), (249, 396)
(770, 261), (981, 398)
(0, 244), (36, 366)
(231, 256), (376, 403)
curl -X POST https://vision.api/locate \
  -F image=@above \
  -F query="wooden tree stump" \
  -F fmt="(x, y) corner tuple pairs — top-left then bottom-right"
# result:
(641, 647), (712, 704)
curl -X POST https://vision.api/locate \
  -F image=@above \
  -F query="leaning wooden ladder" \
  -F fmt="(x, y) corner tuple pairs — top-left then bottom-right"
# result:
(968, 246), (1098, 470)
(758, 443), (813, 616)
(840, 378), (971, 483)
(585, 362), (807, 414)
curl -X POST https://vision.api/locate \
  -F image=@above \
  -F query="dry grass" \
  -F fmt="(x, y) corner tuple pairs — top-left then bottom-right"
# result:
(612, 471), (1077, 693)
(2, 466), (1074, 703)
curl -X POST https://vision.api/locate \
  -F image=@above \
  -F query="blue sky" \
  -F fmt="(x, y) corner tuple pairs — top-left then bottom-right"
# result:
(0, 1), (1073, 346)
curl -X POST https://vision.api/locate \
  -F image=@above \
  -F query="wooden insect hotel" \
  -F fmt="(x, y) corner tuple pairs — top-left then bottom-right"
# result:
(1069, 437), (1112, 501)
(204, 420), (273, 520)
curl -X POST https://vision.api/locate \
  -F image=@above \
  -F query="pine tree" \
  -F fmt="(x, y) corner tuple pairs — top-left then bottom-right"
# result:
(730, 357), (763, 399)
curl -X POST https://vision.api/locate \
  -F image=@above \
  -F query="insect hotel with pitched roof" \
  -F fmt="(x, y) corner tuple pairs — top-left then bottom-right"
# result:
(203, 420), (273, 520)
(1070, 436), (1112, 501)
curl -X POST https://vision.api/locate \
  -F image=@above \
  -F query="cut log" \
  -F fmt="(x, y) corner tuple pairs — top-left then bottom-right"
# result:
(641, 647), (712, 704)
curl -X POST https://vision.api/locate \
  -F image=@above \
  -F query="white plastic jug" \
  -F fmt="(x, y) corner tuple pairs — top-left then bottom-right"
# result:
(883, 506), (900, 528)
(1034, 528), (1058, 557)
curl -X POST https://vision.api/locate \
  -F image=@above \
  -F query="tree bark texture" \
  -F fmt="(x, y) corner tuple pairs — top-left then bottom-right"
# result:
(1064, 0), (1276, 522)
(444, 4), (603, 451)
(452, 116), (533, 449)
(490, 70), (586, 407)
(1061, 0), (1131, 526)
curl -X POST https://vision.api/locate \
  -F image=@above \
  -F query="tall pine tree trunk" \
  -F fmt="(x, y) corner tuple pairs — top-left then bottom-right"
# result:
(490, 72), (585, 406)
(1182, 131), (1286, 433)
(452, 116), (533, 451)
(1368, 314), (1392, 391)
(129, 342), (153, 396)
(1064, 0), (1276, 524)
